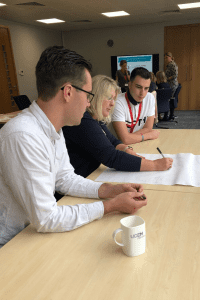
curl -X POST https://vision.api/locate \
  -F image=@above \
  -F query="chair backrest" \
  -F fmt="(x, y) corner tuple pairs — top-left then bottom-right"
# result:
(156, 88), (172, 114)
(13, 95), (31, 110)
(172, 84), (182, 108)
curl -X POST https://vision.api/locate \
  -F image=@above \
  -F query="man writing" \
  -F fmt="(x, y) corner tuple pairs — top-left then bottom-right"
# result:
(0, 46), (147, 248)
(112, 67), (160, 144)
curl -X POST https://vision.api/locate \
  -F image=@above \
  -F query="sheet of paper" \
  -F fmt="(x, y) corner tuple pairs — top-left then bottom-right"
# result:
(95, 153), (200, 187)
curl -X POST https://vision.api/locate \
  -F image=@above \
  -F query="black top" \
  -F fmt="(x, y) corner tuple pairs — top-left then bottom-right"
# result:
(157, 82), (170, 89)
(116, 70), (130, 92)
(149, 81), (157, 93)
(62, 111), (141, 178)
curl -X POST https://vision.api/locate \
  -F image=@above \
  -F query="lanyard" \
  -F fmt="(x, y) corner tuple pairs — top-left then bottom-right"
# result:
(125, 92), (142, 133)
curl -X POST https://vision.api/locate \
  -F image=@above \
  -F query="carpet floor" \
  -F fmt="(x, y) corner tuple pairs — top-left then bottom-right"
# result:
(153, 110), (200, 129)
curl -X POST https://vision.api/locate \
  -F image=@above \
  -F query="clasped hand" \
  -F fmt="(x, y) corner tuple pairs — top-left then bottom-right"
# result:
(99, 183), (147, 215)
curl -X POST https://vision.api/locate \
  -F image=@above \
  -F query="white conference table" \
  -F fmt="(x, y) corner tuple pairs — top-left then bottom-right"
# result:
(88, 129), (200, 194)
(0, 128), (200, 300)
(0, 190), (200, 300)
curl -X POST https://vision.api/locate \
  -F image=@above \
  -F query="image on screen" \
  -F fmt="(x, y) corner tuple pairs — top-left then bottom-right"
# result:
(117, 55), (153, 73)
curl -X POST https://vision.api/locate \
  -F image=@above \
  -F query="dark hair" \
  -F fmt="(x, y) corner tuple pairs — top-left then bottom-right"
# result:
(36, 46), (92, 101)
(130, 67), (151, 82)
(120, 60), (127, 67)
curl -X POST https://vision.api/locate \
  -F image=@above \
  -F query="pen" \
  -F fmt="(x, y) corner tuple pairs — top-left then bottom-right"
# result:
(135, 195), (147, 201)
(156, 147), (165, 158)
(135, 187), (146, 200)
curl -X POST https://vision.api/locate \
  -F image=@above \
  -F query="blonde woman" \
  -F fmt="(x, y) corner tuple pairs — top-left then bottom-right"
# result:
(156, 70), (176, 120)
(156, 71), (170, 89)
(62, 75), (173, 177)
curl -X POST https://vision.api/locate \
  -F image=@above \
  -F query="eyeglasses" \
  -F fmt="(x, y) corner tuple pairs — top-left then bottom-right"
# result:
(61, 84), (94, 103)
(106, 97), (116, 102)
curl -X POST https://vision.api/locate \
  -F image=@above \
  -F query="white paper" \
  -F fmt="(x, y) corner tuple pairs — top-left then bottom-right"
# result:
(95, 153), (200, 187)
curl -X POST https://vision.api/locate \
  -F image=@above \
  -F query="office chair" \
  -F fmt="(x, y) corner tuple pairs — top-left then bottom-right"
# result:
(170, 83), (182, 113)
(155, 88), (175, 129)
(13, 95), (31, 110)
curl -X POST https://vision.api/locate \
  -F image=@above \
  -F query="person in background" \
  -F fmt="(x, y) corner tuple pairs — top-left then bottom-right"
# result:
(0, 46), (148, 248)
(62, 75), (173, 179)
(164, 52), (178, 103)
(149, 72), (157, 93)
(149, 72), (158, 124)
(156, 70), (176, 121)
(112, 67), (160, 145)
(116, 60), (130, 93)
(164, 53), (178, 121)
(156, 71), (170, 90)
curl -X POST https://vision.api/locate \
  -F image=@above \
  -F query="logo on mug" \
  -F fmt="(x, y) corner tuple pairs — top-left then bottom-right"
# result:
(130, 232), (143, 239)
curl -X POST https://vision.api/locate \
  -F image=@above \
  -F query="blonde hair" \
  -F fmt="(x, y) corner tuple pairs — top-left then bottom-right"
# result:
(87, 75), (120, 123)
(150, 72), (156, 83)
(165, 52), (174, 61)
(156, 71), (167, 84)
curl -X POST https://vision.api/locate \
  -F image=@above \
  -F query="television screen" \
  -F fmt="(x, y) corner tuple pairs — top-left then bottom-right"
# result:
(111, 54), (159, 79)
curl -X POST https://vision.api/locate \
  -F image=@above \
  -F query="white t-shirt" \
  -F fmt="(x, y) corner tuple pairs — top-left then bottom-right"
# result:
(112, 92), (155, 133)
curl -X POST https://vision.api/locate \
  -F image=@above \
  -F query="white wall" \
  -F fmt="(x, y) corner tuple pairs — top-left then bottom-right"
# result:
(63, 23), (164, 77)
(1, 17), (200, 101)
(0, 19), (62, 101)
(62, 19), (200, 78)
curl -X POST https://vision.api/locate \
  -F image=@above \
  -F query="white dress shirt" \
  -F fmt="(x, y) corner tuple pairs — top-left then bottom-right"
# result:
(0, 101), (104, 248)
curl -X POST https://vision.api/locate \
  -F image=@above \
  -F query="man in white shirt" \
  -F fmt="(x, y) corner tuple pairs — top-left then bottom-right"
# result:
(112, 67), (160, 145)
(0, 46), (147, 248)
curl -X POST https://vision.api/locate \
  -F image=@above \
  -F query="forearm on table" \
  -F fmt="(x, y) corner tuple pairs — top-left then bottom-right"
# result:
(120, 131), (152, 145)
(98, 183), (116, 199)
(140, 158), (156, 171)
(134, 127), (152, 135)
(103, 198), (117, 214)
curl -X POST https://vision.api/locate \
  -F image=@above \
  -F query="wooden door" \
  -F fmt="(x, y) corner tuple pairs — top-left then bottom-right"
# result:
(164, 25), (190, 110)
(189, 25), (200, 110)
(0, 26), (19, 113)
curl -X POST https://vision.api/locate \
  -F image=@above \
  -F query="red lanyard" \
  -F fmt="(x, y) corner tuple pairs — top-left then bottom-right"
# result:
(125, 92), (142, 133)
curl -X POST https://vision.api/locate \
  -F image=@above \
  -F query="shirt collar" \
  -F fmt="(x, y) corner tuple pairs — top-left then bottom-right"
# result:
(24, 100), (61, 141)
(127, 89), (140, 106)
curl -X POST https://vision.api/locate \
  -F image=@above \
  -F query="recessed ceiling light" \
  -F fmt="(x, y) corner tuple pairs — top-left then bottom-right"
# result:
(36, 18), (65, 24)
(178, 2), (200, 9)
(102, 11), (130, 17)
(0, 3), (6, 6)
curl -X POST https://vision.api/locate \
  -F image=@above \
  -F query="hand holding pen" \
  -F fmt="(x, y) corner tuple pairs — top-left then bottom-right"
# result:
(156, 147), (173, 169)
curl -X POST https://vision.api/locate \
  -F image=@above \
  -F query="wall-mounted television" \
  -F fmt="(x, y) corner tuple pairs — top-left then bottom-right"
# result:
(111, 54), (159, 79)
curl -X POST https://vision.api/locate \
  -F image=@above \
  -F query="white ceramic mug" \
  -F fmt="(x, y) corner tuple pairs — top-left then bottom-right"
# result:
(112, 215), (146, 257)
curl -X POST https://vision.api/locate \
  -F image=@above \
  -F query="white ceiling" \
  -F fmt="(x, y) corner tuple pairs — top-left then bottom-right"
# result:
(0, 0), (200, 31)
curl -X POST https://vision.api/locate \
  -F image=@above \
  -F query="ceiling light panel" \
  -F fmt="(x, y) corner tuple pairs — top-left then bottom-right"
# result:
(178, 2), (200, 9)
(36, 18), (65, 24)
(102, 11), (130, 17)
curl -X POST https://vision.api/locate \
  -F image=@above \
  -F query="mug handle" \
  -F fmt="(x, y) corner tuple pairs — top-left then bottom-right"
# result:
(112, 228), (124, 247)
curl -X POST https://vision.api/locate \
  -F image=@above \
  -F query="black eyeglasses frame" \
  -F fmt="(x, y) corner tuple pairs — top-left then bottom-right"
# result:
(61, 84), (94, 103)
